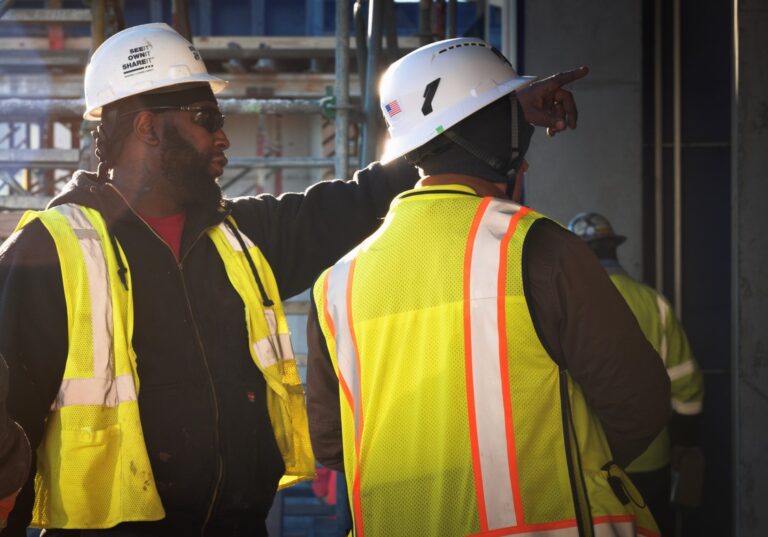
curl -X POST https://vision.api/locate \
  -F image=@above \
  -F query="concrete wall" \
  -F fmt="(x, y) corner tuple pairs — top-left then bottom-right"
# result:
(522, 0), (643, 278)
(733, 1), (768, 535)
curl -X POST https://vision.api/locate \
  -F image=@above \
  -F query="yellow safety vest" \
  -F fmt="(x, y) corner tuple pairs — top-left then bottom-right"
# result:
(609, 272), (704, 473)
(16, 204), (314, 529)
(314, 185), (659, 537)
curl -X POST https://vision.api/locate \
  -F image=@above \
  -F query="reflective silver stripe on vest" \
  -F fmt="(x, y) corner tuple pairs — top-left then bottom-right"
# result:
(593, 520), (636, 537)
(325, 253), (361, 424)
(218, 219), (255, 251)
(479, 526), (579, 537)
(468, 519), (634, 537)
(656, 295), (668, 364)
(671, 399), (703, 415)
(55, 375), (137, 409)
(466, 198), (523, 530)
(216, 222), (296, 369)
(51, 204), (137, 410)
(667, 359), (695, 381)
(253, 333), (295, 369)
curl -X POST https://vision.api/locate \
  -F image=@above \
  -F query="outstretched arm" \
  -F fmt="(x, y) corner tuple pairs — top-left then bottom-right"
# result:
(232, 158), (419, 300)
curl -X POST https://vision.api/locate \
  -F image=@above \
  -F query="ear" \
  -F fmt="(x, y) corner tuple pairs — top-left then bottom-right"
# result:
(133, 111), (161, 146)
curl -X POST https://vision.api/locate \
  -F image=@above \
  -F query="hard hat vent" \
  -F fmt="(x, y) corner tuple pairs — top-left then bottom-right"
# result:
(437, 41), (488, 55)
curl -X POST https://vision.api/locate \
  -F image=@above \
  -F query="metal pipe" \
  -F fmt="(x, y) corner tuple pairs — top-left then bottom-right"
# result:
(90, 0), (105, 52)
(0, 171), (27, 195)
(218, 99), (328, 115)
(673, 0), (682, 319)
(730, 3), (740, 536)
(335, 0), (351, 180)
(227, 156), (341, 169)
(433, 0), (445, 40)
(446, 0), (457, 39)
(353, 0), (368, 105)
(0, 0), (18, 20)
(172, 0), (193, 41)
(361, 0), (383, 166)
(0, 194), (50, 210)
(383, 0), (400, 63)
(418, 0), (432, 46)
(654, 0), (663, 293)
(0, 149), (80, 169)
(0, 98), (330, 117)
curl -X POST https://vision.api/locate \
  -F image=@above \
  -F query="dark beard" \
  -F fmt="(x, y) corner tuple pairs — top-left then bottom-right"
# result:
(158, 124), (223, 212)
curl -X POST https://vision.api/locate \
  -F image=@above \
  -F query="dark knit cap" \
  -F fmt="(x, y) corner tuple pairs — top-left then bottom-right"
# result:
(413, 95), (517, 184)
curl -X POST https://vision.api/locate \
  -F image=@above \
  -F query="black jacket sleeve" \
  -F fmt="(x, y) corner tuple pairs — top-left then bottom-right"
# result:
(230, 158), (419, 300)
(0, 354), (31, 500)
(305, 295), (344, 472)
(0, 219), (68, 532)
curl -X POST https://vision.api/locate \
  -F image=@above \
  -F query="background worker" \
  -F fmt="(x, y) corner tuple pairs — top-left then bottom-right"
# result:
(0, 354), (30, 533)
(306, 38), (669, 537)
(568, 212), (705, 537)
(0, 24), (586, 537)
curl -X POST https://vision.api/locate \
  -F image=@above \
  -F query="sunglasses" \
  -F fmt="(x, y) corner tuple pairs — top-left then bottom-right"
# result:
(121, 106), (226, 133)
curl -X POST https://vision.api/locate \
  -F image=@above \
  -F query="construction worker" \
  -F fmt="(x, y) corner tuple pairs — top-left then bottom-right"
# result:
(306, 38), (670, 537)
(0, 355), (30, 533)
(568, 212), (705, 537)
(0, 24), (587, 537)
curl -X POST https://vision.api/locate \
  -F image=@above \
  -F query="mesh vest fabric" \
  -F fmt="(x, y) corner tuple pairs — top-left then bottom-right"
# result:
(19, 205), (164, 529)
(19, 206), (314, 529)
(314, 185), (660, 537)
(609, 274), (704, 474)
(207, 216), (315, 487)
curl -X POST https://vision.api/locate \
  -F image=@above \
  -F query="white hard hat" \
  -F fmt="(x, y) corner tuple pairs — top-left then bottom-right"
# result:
(379, 38), (535, 164)
(83, 23), (227, 120)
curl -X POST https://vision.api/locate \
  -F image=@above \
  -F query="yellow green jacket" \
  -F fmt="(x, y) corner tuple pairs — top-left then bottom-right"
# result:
(607, 266), (704, 473)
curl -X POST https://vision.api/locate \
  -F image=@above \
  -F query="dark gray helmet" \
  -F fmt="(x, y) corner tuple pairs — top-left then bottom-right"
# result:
(567, 212), (626, 245)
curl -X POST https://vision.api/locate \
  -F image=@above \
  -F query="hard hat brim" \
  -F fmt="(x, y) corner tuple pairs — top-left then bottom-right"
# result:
(83, 76), (228, 121)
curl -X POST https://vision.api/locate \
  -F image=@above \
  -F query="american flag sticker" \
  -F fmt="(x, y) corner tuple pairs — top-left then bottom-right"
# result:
(385, 100), (402, 117)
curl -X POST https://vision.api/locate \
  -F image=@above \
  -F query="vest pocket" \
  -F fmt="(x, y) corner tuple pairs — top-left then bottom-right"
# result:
(35, 423), (121, 527)
(265, 359), (315, 488)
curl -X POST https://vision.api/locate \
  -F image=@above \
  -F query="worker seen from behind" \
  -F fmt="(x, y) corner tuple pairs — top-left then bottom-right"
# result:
(0, 23), (592, 537)
(568, 212), (705, 537)
(306, 38), (671, 537)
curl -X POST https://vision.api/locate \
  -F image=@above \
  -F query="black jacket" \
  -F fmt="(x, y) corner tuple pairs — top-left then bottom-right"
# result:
(0, 160), (418, 536)
(0, 353), (30, 502)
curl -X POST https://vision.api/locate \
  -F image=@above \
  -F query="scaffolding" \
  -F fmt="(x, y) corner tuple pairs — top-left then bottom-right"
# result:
(0, 0), (448, 211)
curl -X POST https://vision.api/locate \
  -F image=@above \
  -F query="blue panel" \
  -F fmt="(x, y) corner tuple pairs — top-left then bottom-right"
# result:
(94, 0), (490, 39)
(487, 5), (502, 50)
(265, 0), (305, 36)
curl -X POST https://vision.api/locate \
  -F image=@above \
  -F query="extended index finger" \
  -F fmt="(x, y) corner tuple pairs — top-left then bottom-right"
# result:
(544, 65), (590, 89)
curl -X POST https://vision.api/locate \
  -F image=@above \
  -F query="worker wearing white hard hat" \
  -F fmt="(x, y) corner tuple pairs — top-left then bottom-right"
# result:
(307, 38), (667, 537)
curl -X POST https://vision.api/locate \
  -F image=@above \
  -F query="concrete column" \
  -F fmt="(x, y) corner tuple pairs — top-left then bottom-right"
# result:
(732, 1), (768, 535)
(522, 0), (643, 278)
